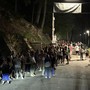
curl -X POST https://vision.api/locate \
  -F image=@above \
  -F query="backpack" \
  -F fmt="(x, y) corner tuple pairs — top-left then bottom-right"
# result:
(44, 61), (51, 67)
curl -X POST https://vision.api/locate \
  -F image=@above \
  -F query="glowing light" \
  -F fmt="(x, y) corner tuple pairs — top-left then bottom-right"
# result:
(84, 33), (86, 35)
(86, 30), (89, 34)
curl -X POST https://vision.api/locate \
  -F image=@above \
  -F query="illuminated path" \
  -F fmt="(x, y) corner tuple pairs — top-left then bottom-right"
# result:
(0, 55), (90, 90)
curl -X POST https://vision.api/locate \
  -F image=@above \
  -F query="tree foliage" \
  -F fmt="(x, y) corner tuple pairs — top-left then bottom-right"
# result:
(0, 0), (53, 36)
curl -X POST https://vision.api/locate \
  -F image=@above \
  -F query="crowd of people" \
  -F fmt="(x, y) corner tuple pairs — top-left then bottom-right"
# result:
(0, 40), (89, 84)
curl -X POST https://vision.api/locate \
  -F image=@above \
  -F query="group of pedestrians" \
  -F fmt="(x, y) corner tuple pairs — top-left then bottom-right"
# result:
(74, 42), (89, 60)
(0, 40), (89, 85)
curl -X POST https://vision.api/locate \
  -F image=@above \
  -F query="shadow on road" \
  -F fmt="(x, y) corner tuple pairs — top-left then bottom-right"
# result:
(74, 70), (81, 90)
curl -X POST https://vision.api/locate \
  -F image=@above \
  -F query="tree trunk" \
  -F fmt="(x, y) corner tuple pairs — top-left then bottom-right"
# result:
(41, 0), (47, 29)
(31, 3), (35, 23)
(31, 0), (38, 23)
(15, 0), (17, 13)
(70, 29), (73, 41)
(35, 2), (42, 25)
(67, 31), (68, 41)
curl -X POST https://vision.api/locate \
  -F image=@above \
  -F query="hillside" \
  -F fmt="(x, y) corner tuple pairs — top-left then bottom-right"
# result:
(0, 9), (51, 56)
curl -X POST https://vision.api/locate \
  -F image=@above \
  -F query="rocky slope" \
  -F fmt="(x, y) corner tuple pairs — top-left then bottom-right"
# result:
(0, 9), (51, 56)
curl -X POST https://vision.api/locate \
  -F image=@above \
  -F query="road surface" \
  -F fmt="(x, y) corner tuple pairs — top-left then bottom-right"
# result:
(0, 55), (90, 90)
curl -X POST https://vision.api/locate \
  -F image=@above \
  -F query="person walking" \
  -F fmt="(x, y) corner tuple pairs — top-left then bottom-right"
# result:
(44, 53), (51, 78)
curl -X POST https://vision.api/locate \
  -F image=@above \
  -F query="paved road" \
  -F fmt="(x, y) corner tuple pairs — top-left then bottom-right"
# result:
(0, 55), (90, 90)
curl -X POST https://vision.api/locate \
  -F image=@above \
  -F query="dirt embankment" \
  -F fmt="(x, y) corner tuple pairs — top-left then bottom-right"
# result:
(0, 9), (51, 56)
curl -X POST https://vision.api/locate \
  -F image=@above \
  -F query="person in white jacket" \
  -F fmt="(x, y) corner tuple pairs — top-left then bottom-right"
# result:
(75, 44), (79, 55)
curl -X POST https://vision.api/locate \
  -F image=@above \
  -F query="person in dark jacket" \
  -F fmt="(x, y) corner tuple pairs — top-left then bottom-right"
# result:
(44, 53), (51, 78)
(1, 60), (11, 84)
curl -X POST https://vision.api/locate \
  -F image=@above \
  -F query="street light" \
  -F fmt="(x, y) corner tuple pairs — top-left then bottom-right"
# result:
(84, 32), (86, 35)
(86, 30), (89, 35)
(84, 32), (86, 44)
(86, 30), (90, 47)
(79, 34), (82, 42)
